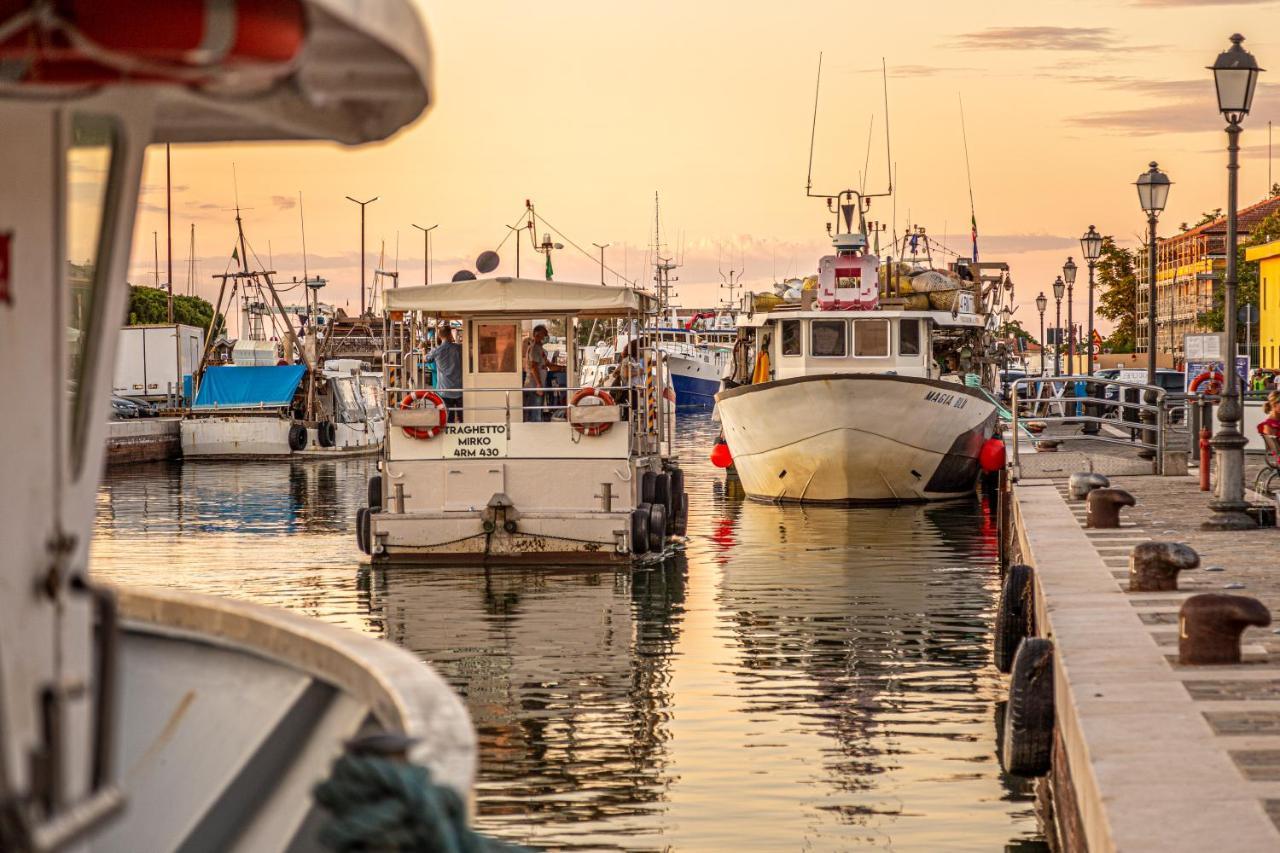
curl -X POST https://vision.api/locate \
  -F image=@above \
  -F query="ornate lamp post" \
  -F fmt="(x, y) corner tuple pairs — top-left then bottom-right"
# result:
(1135, 163), (1171, 384)
(1036, 292), (1048, 376)
(1205, 33), (1264, 531)
(1063, 257), (1078, 372)
(1081, 226), (1103, 375)
(1052, 276), (1065, 377)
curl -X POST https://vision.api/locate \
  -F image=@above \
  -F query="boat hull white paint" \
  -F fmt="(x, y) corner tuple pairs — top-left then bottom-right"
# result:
(716, 374), (997, 502)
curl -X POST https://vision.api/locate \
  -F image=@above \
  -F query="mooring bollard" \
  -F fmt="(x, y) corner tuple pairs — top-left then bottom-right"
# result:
(1129, 542), (1199, 592)
(1085, 487), (1135, 528)
(1068, 472), (1110, 501)
(1179, 594), (1272, 665)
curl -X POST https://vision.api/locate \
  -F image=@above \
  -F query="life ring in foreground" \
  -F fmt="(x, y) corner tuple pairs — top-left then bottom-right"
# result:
(569, 387), (615, 436)
(399, 390), (447, 439)
(1189, 370), (1224, 395)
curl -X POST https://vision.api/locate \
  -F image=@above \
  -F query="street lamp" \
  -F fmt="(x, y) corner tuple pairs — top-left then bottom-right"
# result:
(1081, 225), (1103, 375)
(1135, 163), (1170, 385)
(412, 223), (438, 286)
(592, 242), (610, 285)
(1036, 291), (1048, 377)
(1062, 257), (1078, 372)
(1205, 33), (1264, 531)
(346, 195), (378, 315)
(1052, 276), (1065, 377)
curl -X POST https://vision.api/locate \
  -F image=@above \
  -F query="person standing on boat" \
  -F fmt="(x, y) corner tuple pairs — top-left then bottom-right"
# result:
(426, 325), (463, 423)
(524, 324), (553, 422)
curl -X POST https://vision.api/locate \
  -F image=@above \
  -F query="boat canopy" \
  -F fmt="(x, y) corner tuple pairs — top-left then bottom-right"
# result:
(384, 277), (658, 317)
(193, 365), (306, 409)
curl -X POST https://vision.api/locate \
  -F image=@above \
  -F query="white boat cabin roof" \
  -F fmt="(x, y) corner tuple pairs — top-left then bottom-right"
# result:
(385, 277), (658, 317)
(740, 308), (986, 330)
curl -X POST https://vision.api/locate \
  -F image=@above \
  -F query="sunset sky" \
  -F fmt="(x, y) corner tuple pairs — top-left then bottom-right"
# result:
(128, 1), (1279, 337)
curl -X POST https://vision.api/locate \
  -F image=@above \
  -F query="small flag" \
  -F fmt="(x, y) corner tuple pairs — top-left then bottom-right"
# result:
(231, 245), (240, 265)
(545, 251), (554, 281)
(970, 212), (979, 261)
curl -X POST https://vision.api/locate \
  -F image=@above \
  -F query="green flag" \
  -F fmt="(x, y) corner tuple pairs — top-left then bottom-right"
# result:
(231, 245), (239, 264)
(545, 251), (553, 281)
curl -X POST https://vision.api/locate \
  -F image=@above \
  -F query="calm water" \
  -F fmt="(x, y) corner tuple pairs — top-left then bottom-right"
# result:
(90, 413), (1044, 851)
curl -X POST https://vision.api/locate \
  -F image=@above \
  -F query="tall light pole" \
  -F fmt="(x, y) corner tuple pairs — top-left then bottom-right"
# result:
(412, 223), (438, 286)
(592, 242), (610, 285)
(346, 195), (378, 315)
(1081, 225), (1103, 375)
(1062, 257), (1078, 372)
(1052, 276), (1065, 377)
(1205, 33), (1263, 531)
(1036, 291), (1048, 376)
(1135, 163), (1170, 385)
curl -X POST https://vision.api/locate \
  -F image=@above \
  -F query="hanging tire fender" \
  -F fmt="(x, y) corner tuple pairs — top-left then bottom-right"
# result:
(288, 423), (308, 452)
(631, 505), (651, 555)
(640, 471), (658, 505)
(355, 507), (370, 555)
(653, 472), (673, 518)
(995, 564), (1035, 674)
(647, 502), (667, 552)
(367, 475), (383, 512)
(1001, 638), (1055, 777)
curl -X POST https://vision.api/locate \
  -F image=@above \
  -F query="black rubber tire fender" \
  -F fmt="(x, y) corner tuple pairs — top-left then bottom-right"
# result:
(288, 424), (308, 452)
(995, 564), (1034, 674)
(669, 467), (685, 504)
(640, 471), (658, 505)
(647, 502), (667, 553)
(1001, 638), (1055, 777)
(355, 506), (370, 555)
(367, 475), (383, 512)
(631, 505), (651, 555)
(318, 421), (336, 448)
(653, 472), (673, 517)
(672, 490), (689, 536)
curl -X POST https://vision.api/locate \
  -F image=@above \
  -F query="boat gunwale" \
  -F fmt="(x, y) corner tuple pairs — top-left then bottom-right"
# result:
(715, 372), (998, 405)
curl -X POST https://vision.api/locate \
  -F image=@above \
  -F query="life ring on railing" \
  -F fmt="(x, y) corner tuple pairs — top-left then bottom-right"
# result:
(398, 390), (447, 439)
(1189, 370), (1224, 396)
(569, 387), (615, 436)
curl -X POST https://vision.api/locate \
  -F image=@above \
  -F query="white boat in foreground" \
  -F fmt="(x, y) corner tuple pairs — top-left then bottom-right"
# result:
(717, 199), (1006, 503)
(0, 2), (480, 849)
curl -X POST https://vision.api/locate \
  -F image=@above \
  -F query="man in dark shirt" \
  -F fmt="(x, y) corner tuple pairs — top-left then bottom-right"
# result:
(426, 325), (463, 422)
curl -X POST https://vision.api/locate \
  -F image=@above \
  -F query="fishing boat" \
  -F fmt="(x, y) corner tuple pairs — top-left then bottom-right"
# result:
(715, 198), (1007, 503)
(359, 276), (686, 563)
(582, 310), (735, 408)
(0, 2), (477, 849)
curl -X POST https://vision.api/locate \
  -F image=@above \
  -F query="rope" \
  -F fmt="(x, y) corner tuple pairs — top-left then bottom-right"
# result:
(314, 753), (533, 852)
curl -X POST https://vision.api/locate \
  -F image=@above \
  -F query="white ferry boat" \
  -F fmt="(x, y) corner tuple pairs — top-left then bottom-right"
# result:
(0, 2), (475, 850)
(360, 276), (686, 563)
(716, 199), (1005, 503)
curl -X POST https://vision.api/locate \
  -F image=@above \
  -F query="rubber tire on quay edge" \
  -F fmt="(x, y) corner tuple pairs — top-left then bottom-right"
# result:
(672, 490), (688, 536)
(631, 505), (651, 555)
(1001, 637), (1055, 778)
(653, 472), (673, 517)
(288, 424), (308, 452)
(669, 468), (685, 505)
(994, 564), (1034, 674)
(367, 475), (383, 512)
(647, 502), (667, 553)
(355, 507), (370, 555)
(318, 421), (336, 448)
(640, 471), (658, 505)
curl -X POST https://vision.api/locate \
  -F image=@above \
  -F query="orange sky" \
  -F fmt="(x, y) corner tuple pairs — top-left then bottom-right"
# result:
(129, 1), (1279, 337)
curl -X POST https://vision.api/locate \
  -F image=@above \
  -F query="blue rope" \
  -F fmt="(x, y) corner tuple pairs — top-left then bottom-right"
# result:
(314, 754), (535, 852)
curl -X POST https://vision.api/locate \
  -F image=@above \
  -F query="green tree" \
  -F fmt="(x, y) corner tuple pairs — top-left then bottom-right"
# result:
(998, 319), (1034, 343)
(1199, 208), (1280, 332)
(126, 285), (223, 335)
(1095, 236), (1136, 353)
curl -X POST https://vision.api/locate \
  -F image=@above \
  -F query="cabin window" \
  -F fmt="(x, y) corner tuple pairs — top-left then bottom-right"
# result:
(475, 323), (518, 373)
(66, 114), (120, 477)
(853, 319), (890, 357)
(780, 320), (801, 356)
(898, 320), (921, 356)
(810, 320), (847, 357)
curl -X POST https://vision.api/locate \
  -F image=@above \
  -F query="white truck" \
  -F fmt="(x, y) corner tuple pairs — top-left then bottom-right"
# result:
(112, 324), (205, 403)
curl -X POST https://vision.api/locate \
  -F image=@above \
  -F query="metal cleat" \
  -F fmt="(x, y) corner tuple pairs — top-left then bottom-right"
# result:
(1068, 472), (1110, 501)
(1085, 488), (1136, 529)
(1179, 594), (1272, 665)
(1128, 542), (1199, 592)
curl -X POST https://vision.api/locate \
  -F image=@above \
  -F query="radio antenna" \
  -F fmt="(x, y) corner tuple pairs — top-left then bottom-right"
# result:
(860, 115), (875, 194)
(882, 58), (893, 195)
(959, 93), (978, 260)
(805, 52), (822, 194)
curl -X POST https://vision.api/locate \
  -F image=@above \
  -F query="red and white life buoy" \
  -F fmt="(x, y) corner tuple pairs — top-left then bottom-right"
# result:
(1189, 370), (1224, 396)
(569, 387), (615, 437)
(399, 389), (447, 440)
(0, 0), (305, 87)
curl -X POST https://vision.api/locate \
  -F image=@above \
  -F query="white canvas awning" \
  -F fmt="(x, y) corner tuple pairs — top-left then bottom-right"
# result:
(384, 277), (658, 317)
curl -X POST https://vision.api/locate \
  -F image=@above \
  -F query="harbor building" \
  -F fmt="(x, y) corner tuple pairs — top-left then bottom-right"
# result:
(1247, 237), (1280, 369)
(1136, 194), (1280, 366)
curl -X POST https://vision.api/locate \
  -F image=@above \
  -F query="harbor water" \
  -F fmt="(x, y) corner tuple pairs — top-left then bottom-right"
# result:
(90, 413), (1044, 851)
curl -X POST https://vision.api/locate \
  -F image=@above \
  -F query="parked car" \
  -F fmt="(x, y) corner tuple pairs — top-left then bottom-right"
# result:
(999, 369), (1027, 404)
(111, 396), (143, 419)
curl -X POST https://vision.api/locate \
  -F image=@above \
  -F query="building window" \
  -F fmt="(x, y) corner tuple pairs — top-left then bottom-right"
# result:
(810, 320), (847, 357)
(898, 320), (920, 356)
(780, 320), (801, 356)
(853, 319), (890, 357)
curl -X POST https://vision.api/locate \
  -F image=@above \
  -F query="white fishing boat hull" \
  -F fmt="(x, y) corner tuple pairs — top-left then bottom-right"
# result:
(716, 374), (998, 502)
(181, 416), (384, 459)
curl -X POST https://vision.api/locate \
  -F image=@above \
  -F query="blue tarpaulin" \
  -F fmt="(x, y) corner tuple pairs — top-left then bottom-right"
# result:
(193, 365), (306, 409)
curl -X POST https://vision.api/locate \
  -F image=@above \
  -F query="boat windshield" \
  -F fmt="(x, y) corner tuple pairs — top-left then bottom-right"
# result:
(359, 376), (385, 421)
(331, 376), (367, 424)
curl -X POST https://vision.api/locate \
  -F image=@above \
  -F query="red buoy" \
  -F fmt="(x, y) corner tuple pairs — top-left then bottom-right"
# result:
(978, 437), (1006, 473)
(710, 438), (733, 469)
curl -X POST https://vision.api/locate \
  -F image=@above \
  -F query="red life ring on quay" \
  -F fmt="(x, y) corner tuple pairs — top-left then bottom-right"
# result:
(570, 387), (615, 436)
(399, 390), (447, 440)
(1189, 370), (1224, 396)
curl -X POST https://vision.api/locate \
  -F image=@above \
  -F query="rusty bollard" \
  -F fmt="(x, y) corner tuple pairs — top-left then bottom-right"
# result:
(1129, 542), (1199, 592)
(1068, 472), (1110, 501)
(1086, 488), (1136, 529)
(1179, 594), (1272, 665)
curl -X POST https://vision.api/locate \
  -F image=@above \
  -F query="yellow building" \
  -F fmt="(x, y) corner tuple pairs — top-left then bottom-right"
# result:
(1247, 238), (1280, 370)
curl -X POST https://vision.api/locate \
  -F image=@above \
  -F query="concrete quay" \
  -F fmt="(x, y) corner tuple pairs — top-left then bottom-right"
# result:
(1010, 471), (1280, 852)
(106, 417), (181, 464)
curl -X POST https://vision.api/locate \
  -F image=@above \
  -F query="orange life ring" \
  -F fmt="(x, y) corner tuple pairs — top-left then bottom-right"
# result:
(1189, 370), (1224, 395)
(570, 387), (615, 436)
(399, 389), (447, 439)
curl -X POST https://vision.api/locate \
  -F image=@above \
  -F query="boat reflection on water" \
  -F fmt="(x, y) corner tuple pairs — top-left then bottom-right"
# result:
(359, 558), (688, 848)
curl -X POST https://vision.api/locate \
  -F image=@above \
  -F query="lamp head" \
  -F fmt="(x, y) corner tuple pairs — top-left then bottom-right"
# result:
(1063, 257), (1078, 287)
(1052, 276), (1065, 301)
(1081, 225), (1103, 263)
(1135, 161), (1171, 216)
(1210, 33), (1263, 120)
(1035, 292), (1048, 314)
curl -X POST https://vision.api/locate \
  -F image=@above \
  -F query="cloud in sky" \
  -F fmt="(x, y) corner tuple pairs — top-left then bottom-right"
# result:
(271, 195), (298, 211)
(954, 27), (1119, 51)
(1130, 0), (1276, 6)
(1067, 80), (1277, 135)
